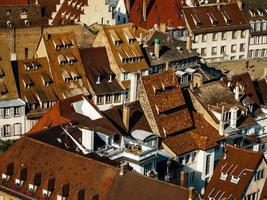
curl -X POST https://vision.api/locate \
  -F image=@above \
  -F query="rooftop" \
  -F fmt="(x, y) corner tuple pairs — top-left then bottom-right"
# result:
(183, 3), (249, 34)
(210, 58), (267, 80)
(204, 145), (265, 200)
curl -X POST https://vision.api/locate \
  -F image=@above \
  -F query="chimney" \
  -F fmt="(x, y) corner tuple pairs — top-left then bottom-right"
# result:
(217, 0), (221, 10)
(160, 23), (166, 33)
(180, 171), (185, 187)
(142, 0), (147, 22)
(230, 106), (238, 129)
(120, 162), (127, 176)
(165, 61), (169, 70)
(188, 187), (194, 200)
(192, 73), (203, 88)
(139, 32), (143, 45)
(234, 83), (240, 101)
(123, 104), (130, 130)
(237, 0), (243, 11)
(126, 0), (131, 12)
(154, 38), (160, 58)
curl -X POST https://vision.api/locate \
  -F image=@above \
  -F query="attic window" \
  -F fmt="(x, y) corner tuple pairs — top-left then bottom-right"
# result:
(108, 74), (114, 82)
(221, 10), (232, 25)
(78, 189), (86, 200)
(230, 175), (240, 184)
(41, 72), (52, 86)
(191, 13), (202, 27)
(32, 61), (41, 70)
(96, 76), (101, 84)
(23, 75), (33, 88)
(123, 28), (135, 44)
(207, 12), (218, 26)
(6, 21), (13, 28)
(109, 29), (121, 46)
(220, 172), (228, 180)
(57, 54), (67, 66)
(24, 62), (32, 71)
(70, 70), (81, 81)
(62, 70), (72, 82)
(66, 55), (76, 65)
(24, 20), (30, 27)
(62, 183), (70, 198)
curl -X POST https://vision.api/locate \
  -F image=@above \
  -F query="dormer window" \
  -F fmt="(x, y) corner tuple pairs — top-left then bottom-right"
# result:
(191, 13), (202, 28)
(29, 184), (37, 193)
(108, 74), (114, 82)
(0, 67), (5, 78)
(66, 55), (76, 65)
(7, 21), (13, 28)
(96, 76), (101, 84)
(57, 55), (67, 66)
(62, 70), (72, 83)
(221, 10), (232, 25)
(207, 12), (218, 26)
(32, 61), (41, 70)
(220, 172), (228, 180)
(24, 19), (30, 27)
(23, 75), (33, 89)
(109, 29), (121, 46)
(70, 70), (81, 81)
(20, 9), (27, 19)
(24, 62), (32, 71)
(230, 175), (240, 184)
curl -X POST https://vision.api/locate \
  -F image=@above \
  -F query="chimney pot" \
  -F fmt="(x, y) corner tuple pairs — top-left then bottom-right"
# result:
(154, 38), (160, 58)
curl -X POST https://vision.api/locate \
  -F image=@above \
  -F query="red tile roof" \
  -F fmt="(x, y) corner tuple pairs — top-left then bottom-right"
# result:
(128, 0), (184, 29)
(163, 112), (224, 155)
(183, 3), (249, 34)
(0, 136), (196, 200)
(0, 0), (28, 5)
(204, 145), (265, 200)
(140, 69), (193, 137)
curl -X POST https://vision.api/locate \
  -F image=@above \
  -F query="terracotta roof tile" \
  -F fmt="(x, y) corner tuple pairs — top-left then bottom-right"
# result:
(128, 0), (184, 29)
(204, 145), (265, 200)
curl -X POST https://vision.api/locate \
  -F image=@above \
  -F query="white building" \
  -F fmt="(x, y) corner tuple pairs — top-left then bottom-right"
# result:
(183, 3), (250, 63)
(246, 7), (267, 58)
(0, 99), (26, 140)
(80, 0), (128, 26)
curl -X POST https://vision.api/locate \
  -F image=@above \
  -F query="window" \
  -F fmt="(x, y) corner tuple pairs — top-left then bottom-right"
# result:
(240, 43), (245, 52)
(201, 48), (207, 56)
(230, 56), (235, 60)
(205, 154), (211, 175)
(4, 108), (10, 118)
(105, 94), (112, 104)
(117, 15), (121, 22)
(232, 31), (237, 39)
(221, 46), (226, 54)
(185, 154), (190, 164)
(192, 152), (197, 162)
(144, 162), (153, 175)
(255, 49), (260, 57)
(3, 125), (11, 137)
(96, 95), (104, 105)
(202, 34), (207, 42)
(254, 169), (264, 181)
(189, 172), (195, 183)
(244, 192), (258, 200)
(212, 47), (217, 55)
(194, 34), (199, 43)
(231, 44), (237, 53)
(123, 73), (128, 81)
(14, 107), (20, 116)
(114, 93), (121, 103)
(212, 33), (218, 41)
(221, 32), (226, 40)
(179, 156), (184, 164)
(239, 55), (244, 59)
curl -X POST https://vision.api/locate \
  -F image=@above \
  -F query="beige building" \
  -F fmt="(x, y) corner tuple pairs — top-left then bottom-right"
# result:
(93, 23), (149, 102)
(80, 0), (128, 26)
(183, 3), (250, 63)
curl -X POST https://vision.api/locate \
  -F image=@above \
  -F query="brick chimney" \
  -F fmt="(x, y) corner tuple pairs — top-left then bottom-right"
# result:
(192, 73), (203, 88)
(123, 104), (130, 130)
(142, 0), (147, 21)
